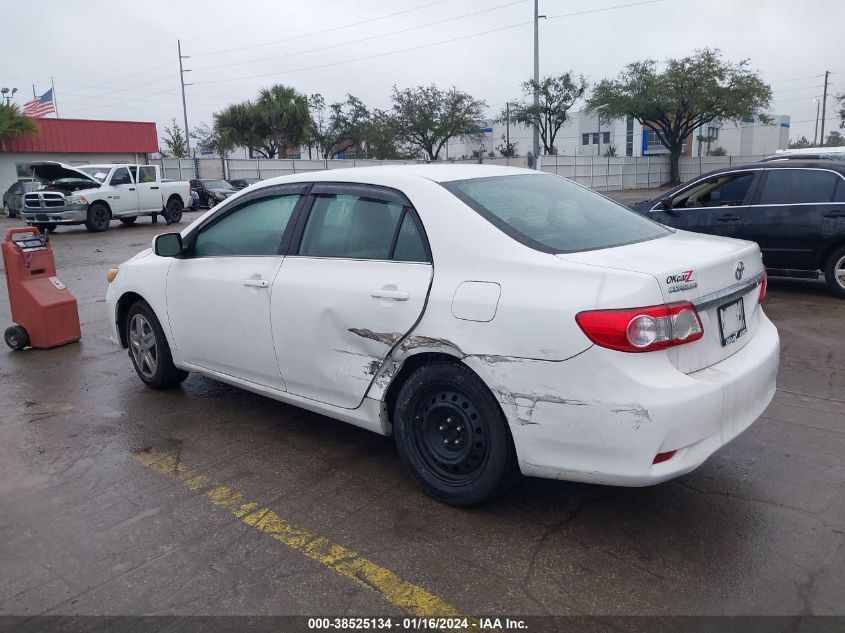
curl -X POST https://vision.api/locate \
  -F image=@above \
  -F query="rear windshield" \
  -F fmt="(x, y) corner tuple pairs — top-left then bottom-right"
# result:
(442, 174), (671, 253)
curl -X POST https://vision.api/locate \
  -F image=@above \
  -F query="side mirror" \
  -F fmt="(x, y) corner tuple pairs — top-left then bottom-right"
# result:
(660, 198), (673, 211)
(154, 232), (183, 257)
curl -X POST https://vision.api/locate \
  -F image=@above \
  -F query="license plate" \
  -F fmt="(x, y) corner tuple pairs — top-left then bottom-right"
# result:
(718, 297), (747, 346)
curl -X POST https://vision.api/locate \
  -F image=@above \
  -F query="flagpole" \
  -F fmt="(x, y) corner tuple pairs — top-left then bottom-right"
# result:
(32, 84), (36, 98)
(51, 77), (59, 118)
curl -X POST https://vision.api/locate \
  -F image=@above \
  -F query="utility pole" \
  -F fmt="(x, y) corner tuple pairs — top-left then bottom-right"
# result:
(178, 39), (192, 158)
(506, 102), (510, 148)
(814, 98), (820, 146)
(532, 0), (540, 166)
(820, 70), (830, 147)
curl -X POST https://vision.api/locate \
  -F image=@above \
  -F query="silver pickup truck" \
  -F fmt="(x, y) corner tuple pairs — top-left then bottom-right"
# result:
(21, 162), (191, 233)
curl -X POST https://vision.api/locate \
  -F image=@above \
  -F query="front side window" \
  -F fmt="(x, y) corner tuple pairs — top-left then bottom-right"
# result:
(193, 194), (300, 257)
(758, 169), (840, 205)
(670, 173), (754, 209)
(110, 167), (133, 186)
(298, 194), (406, 260)
(443, 174), (670, 254)
(139, 166), (156, 183)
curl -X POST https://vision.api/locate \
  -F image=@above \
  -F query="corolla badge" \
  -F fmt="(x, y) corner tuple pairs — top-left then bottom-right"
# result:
(735, 261), (745, 280)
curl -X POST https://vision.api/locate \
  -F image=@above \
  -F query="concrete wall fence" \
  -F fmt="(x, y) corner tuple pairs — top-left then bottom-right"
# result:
(151, 154), (766, 191)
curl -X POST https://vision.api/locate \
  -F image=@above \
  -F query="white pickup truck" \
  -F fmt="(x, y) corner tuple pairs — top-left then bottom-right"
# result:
(21, 162), (191, 233)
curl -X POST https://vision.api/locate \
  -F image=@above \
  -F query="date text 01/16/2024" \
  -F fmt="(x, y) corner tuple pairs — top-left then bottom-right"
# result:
(306, 617), (528, 630)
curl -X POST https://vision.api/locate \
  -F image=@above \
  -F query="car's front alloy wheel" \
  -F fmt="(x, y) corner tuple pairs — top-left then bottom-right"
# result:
(393, 361), (518, 506)
(126, 301), (189, 389)
(825, 245), (845, 298)
(207, 196), (216, 208)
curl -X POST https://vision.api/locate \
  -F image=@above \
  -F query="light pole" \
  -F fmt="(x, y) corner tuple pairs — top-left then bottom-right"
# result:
(1, 87), (18, 105)
(813, 98), (821, 146)
(532, 1), (541, 166)
(177, 40), (192, 159)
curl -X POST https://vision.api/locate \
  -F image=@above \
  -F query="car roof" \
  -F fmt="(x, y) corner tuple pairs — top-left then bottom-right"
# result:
(259, 164), (537, 190)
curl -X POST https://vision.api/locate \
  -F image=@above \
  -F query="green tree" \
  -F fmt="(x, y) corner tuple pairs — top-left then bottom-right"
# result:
(308, 93), (370, 158)
(359, 109), (410, 160)
(391, 84), (486, 161)
(161, 119), (188, 158)
(0, 103), (37, 151)
(825, 130), (844, 147)
(501, 72), (587, 156)
(837, 93), (844, 128)
(709, 146), (727, 156)
(788, 136), (813, 149)
(587, 48), (772, 184)
(191, 122), (227, 157)
(496, 135), (519, 157)
(214, 102), (264, 157)
(256, 84), (310, 158)
(602, 144), (618, 158)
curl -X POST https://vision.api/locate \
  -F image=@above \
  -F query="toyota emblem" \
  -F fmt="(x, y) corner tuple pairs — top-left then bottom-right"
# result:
(735, 261), (745, 280)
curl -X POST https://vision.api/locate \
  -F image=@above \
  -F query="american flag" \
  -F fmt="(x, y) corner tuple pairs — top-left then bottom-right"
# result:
(23, 89), (56, 118)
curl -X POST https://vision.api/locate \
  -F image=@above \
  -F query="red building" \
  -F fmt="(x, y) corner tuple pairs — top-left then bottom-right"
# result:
(1, 118), (159, 190)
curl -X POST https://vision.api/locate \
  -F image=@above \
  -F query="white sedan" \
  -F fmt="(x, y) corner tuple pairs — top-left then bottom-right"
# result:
(106, 165), (779, 505)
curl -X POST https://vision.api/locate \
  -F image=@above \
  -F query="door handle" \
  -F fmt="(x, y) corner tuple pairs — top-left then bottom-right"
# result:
(128, 187), (136, 191)
(243, 278), (269, 288)
(371, 289), (410, 301)
(717, 214), (740, 222)
(822, 210), (845, 218)
(150, 186), (159, 190)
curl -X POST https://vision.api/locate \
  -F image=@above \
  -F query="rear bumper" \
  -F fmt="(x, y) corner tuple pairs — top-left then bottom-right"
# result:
(21, 205), (87, 224)
(477, 311), (779, 486)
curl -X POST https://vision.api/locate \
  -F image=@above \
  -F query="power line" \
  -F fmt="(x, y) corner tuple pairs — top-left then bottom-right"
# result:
(192, 0), (662, 86)
(190, 0), (452, 58)
(192, 0), (530, 73)
(59, 61), (176, 95)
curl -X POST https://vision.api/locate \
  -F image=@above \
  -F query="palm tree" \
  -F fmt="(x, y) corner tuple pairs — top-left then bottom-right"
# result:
(0, 104), (37, 151)
(256, 85), (309, 158)
(213, 102), (263, 158)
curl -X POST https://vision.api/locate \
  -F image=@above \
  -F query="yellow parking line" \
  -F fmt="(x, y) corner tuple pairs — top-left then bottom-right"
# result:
(135, 449), (465, 619)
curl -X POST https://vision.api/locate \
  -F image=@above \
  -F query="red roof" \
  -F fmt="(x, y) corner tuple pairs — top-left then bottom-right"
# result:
(2, 118), (158, 154)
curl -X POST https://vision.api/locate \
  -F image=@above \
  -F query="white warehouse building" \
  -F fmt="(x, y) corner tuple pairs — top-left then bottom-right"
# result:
(444, 110), (790, 160)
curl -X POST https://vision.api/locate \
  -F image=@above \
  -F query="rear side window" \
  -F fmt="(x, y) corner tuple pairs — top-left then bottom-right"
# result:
(193, 194), (300, 257)
(139, 166), (156, 183)
(759, 170), (840, 204)
(442, 174), (670, 254)
(299, 194), (403, 260)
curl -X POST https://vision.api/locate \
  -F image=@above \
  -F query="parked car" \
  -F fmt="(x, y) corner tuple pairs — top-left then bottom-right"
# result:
(3, 181), (39, 218)
(227, 177), (261, 190)
(106, 165), (778, 505)
(630, 160), (845, 298)
(190, 179), (236, 208)
(759, 153), (845, 162)
(21, 163), (191, 233)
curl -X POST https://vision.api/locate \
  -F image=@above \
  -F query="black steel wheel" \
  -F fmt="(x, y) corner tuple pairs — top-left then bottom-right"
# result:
(166, 198), (183, 223)
(5, 325), (29, 350)
(85, 203), (110, 232)
(394, 361), (518, 506)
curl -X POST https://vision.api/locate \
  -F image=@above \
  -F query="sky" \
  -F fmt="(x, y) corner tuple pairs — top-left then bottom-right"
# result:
(2, 0), (844, 147)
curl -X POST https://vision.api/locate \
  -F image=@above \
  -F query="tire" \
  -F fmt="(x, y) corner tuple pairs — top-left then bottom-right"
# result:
(119, 216), (137, 225)
(85, 203), (110, 232)
(393, 361), (519, 506)
(824, 244), (845, 299)
(3, 202), (16, 219)
(166, 198), (184, 223)
(125, 301), (189, 389)
(207, 196), (216, 209)
(5, 325), (29, 350)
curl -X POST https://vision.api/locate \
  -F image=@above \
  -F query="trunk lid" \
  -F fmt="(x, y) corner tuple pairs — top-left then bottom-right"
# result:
(559, 230), (766, 373)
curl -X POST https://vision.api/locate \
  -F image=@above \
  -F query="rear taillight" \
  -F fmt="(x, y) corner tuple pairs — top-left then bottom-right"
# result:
(758, 269), (767, 304)
(576, 302), (704, 353)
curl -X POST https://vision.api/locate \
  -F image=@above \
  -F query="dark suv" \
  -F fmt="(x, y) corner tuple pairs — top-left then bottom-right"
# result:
(630, 160), (845, 297)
